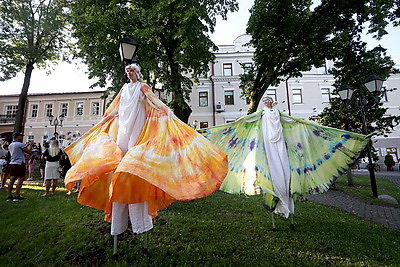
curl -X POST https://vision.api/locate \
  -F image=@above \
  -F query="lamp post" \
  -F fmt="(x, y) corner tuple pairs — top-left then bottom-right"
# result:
(48, 114), (64, 136)
(119, 36), (139, 66)
(336, 75), (384, 198)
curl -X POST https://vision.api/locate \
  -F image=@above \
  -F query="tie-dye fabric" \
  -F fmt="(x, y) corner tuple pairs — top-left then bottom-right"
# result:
(200, 110), (368, 211)
(64, 84), (228, 222)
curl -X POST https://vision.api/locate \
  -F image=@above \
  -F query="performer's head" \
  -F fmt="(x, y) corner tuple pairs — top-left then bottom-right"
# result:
(125, 63), (143, 82)
(262, 96), (277, 109)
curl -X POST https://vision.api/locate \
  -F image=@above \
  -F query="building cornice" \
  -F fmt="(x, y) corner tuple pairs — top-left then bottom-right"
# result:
(0, 90), (106, 97)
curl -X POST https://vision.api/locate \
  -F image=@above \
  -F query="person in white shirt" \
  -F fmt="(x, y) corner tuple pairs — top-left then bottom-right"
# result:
(6, 132), (33, 201)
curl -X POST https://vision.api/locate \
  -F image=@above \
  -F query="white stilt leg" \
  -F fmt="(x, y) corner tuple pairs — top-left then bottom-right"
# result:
(289, 213), (295, 230)
(144, 231), (148, 249)
(142, 231), (149, 255)
(113, 235), (118, 255)
(271, 213), (276, 232)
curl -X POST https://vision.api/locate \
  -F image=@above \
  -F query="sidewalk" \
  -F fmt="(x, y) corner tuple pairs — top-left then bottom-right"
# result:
(307, 170), (400, 231)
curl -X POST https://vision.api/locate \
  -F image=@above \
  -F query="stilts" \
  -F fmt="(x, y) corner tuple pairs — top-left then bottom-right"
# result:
(289, 213), (295, 230)
(271, 213), (295, 231)
(271, 213), (276, 232)
(112, 235), (118, 260)
(143, 231), (149, 255)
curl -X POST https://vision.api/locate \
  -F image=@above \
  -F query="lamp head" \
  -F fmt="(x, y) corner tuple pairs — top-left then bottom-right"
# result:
(364, 75), (384, 93)
(337, 84), (354, 100)
(119, 37), (138, 66)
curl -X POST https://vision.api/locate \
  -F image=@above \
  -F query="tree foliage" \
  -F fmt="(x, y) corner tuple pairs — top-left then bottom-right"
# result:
(0, 0), (70, 132)
(68, 0), (238, 122)
(314, 36), (400, 138)
(241, 0), (400, 114)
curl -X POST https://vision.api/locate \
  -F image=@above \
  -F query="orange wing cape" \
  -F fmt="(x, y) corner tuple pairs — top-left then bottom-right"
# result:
(64, 84), (228, 221)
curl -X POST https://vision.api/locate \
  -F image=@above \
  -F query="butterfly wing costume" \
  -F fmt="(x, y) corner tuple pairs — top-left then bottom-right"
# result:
(200, 109), (368, 217)
(64, 83), (228, 226)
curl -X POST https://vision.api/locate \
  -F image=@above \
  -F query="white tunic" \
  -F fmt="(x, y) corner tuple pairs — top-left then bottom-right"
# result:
(111, 81), (153, 235)
(261, 107), (294, 218)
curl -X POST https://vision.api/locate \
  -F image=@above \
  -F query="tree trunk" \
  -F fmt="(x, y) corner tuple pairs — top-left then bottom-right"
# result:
(346, 168), (354, 187)
(14, 62), (34, 133)
(171, 93), (191, 123)
(247, 89), (265, 114)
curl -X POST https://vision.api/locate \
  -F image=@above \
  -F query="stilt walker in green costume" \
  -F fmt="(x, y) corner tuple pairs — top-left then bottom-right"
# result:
(200, 96), (369, 231)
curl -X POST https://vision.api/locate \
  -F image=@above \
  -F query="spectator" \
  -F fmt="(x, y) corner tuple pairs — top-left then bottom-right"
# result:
(42, 138), (62, 196)
(59, 149), (71, 179)
(0, 143), (10, 189)
(27, 155), (38, 181)
(7, 132), (33, 201)
(39, 143), (49, 179)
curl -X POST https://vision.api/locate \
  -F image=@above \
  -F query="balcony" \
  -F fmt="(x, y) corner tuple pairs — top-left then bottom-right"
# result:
(0, 114), (16, 124)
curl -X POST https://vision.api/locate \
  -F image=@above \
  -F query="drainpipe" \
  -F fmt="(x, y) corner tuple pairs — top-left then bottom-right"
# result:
(22, 97), (29, 135)
(285, 77), (292, 116)
(210, 62), (216, 126)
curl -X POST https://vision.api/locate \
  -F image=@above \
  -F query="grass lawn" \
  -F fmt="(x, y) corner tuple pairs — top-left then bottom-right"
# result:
(0, 177), (399, 266)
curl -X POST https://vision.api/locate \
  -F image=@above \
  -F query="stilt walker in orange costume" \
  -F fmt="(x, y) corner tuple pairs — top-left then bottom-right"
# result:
(64, 64), (228, 253)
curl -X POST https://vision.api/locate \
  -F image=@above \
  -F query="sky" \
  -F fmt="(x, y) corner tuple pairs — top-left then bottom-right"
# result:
(1, 0), (399, 95)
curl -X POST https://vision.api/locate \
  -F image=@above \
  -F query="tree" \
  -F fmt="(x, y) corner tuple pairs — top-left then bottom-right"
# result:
(68, 0), (238, 123)
(0, 0), (70, 133)
(312, 33), (400, 186)
(241, 0), (400, 114)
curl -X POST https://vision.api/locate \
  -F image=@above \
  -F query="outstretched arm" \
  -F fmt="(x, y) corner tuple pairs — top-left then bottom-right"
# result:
(141, 84), (173, 116)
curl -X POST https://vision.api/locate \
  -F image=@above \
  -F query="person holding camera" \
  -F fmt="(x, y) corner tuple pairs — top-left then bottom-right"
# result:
(6, 132), (33, 201)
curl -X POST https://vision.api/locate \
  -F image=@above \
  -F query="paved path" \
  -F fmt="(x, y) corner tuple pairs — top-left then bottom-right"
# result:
(307, 170), (400, 231)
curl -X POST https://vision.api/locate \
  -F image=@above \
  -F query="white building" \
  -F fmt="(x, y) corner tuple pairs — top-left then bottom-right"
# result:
(1, 34), (399, 165)
(188, 34), (400, 165)
(0, 90), (108, 147)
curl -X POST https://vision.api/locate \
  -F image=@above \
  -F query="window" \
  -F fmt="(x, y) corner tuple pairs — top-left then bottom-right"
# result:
(242, 63), (252, 74)
(58, 135), (65, 147)
(27, 135), (34, 142)
(321, 88), (330, 103)
(5, 105), (18, 117)
(224, 90), (234, 105)
(91, 102), (100, 115)
(42, 135), (48, 145)
(223, 63), (233, 76)
(45, 104), (53, 117)
(199, 92), (208, 107)
(292, 89), (303, 104)
(60, 103), (68, 117)
(266, 89), (277, 102)
(76, 102), (84, 116)
(30, 104), (38, 118)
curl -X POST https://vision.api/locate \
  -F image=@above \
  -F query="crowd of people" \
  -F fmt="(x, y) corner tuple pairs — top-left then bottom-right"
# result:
(0, 132), (74, 201)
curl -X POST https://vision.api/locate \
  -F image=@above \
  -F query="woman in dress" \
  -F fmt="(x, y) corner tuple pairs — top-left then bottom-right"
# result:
(42, 139), (62, 196)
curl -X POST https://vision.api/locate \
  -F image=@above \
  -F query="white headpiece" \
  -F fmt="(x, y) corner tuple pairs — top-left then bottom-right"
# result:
(262, 96), (278, 107)
(125, 63), (143, 81)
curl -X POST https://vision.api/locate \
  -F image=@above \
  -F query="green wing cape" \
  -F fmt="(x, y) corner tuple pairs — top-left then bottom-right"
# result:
(200, 110), (369, 210)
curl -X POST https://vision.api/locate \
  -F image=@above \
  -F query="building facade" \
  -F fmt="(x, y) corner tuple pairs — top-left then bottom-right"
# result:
(188, 34), (400, 165)
(0, 90), (107, 147)
(1, 34), (399, 165)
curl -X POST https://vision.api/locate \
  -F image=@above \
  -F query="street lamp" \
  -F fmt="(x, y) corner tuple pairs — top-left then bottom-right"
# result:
(337, 84), (353, 101)
(336, 75), (384, 198)
(48, 114), (64, 136)
(119, 36), (139, 66)
(364, 75), (384, 93)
